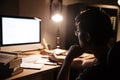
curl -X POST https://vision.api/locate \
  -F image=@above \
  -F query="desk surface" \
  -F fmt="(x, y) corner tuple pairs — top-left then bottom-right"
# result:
(6, 65), (60, 80)
(6, 50), (60, 80)
(5, 50), (94, 80)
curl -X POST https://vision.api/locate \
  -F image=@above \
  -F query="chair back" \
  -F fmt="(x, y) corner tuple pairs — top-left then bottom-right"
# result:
(107, 41), (120, 79)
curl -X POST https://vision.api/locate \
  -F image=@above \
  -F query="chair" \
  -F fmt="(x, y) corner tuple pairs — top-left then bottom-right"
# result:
(107, 41), (120, 79)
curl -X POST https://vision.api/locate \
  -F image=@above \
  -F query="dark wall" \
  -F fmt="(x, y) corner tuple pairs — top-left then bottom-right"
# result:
(65, 3), (119, 49)
(65, 4), (79, 49)
(0, 0), (19, 16)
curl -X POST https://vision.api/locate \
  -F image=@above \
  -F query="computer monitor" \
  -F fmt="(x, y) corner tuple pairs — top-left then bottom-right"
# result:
(0, 15), (42, 52)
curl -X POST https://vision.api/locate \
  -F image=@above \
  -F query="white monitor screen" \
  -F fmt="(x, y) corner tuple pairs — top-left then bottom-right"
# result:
(0, 16), (41, 46)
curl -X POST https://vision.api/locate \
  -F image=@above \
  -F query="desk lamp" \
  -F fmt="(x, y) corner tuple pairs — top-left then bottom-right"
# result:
(118, 0), (120, 5)
(51, 14), (63, 49)
(50, 0), (63, 48)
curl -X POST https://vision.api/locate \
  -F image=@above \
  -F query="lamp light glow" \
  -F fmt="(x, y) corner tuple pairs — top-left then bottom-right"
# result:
(51, 14), (63, 22)
(118, 0), (120, 5)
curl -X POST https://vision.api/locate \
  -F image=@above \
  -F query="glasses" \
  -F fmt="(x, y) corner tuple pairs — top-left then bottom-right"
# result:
(74, 21), (80, 36)
(74, 30), (80, 36)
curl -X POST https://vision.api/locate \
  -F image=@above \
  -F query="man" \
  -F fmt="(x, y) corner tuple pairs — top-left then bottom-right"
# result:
(57, 8), (114, 80)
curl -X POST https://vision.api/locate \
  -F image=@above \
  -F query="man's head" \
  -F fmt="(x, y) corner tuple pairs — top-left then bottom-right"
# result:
(75, 8), (113, 49)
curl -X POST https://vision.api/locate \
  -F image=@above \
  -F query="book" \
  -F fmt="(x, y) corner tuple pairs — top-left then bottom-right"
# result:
(0, 51), (23, 79)
(0, 51), (17, 65)
(0, 65), (23, 79)
(9, 57), (22, 68)
(11, 66), (23, 76)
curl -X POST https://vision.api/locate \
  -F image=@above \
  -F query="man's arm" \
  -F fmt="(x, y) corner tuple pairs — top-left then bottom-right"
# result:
(57, 45), (84, 80)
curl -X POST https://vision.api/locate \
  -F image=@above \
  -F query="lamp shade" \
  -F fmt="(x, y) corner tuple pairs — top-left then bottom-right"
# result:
(118, 0), (120, 5)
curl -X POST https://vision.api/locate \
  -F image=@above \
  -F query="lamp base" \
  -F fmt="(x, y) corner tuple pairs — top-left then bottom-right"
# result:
(56, 45), (60, 49)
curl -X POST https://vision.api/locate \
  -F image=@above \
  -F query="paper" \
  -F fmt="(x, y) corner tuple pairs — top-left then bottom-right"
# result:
(20, 62), (44, 70)
(35, 58), (57, 65)
(80, 53), (92, 57)
(20, 54), (57, 70)
(21, 55), (40, 63)
(52, 48), (67, 55)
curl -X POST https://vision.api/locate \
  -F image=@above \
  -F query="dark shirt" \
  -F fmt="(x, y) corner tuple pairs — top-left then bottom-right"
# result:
(76, 59), (108, 80)
(76, 41), (120, 80)
(107, 41), (120, 80)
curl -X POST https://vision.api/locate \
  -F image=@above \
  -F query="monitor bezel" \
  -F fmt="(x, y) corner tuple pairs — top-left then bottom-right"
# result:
(0, 15), (41, 46)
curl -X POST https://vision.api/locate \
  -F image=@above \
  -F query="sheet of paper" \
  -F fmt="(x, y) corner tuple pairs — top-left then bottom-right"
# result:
(21, 55), (40, 63)
(52, 48), (67, 55)
(20, 54), (57, 70)
(20, 62), (44, 70)
(35, 58), (57, 65)
(80, 53), (93, 57)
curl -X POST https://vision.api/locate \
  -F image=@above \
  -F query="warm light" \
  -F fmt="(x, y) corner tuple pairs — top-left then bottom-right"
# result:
(34, 17), (41, 21)
(51, 14), (63, 22)
(118, 0), (120, 5)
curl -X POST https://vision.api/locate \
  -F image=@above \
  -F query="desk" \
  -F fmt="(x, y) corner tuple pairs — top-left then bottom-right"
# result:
(6, 50), (61, 80)
(6, 65), (60, 80)
(6, 50), (94, 80)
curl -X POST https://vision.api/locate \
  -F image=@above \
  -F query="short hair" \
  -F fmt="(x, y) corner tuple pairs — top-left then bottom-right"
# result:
(75, 8), (113, 45)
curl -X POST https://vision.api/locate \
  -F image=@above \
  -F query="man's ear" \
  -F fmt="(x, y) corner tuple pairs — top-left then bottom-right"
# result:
(86, 32), (91, 42)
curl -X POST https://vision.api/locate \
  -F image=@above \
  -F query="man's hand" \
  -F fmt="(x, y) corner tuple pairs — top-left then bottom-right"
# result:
(66, 44), (84, 61)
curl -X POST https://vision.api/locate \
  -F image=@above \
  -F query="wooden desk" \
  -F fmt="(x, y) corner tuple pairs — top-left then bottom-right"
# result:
(5, 50), (61, 80)
(6, 65), (60, 80)
(6, 51), (94, 80)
